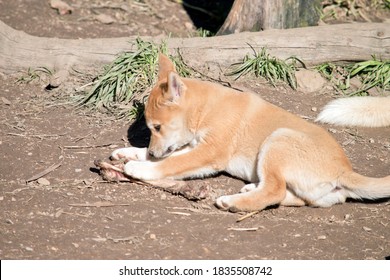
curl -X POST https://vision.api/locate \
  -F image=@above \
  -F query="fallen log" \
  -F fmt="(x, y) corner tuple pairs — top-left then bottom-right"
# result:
(0, 20), (389, 75)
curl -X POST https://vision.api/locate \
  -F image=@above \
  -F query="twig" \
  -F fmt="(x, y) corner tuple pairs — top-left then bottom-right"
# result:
(72, 132), (93, 143)
(7, 132), (66, 139)
(106, 235), (141, 243)
(7, 132), (27, 137)
(90, 4), (130, 12)
(167, 211), (191, 216)
(68, 201), (130, 207)
(26, 161), (62, 183)
(62, 143), (114, 149)
(236, 210), (260, 222)
(60, 211), (92, 218)
(2, 122), (26, 131)
(166, 206), (203, 213)
(5, 187), (30, 195)
(228, 227), (260, 231)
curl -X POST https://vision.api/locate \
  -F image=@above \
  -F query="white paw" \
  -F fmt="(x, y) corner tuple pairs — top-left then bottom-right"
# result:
(111, 147), (148, 161)
(240, 183), (257, 193)
(215, 195), (234, 211)
(123, 160), (161, 181)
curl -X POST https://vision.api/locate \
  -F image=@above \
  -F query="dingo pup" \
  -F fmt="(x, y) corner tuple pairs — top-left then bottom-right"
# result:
(111, 54), (390, 212)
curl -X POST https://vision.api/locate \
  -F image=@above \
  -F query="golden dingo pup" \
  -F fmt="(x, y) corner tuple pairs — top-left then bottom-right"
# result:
(111, 54), (390, 212)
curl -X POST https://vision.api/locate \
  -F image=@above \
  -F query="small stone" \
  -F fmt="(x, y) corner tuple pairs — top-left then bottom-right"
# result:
(55, 208), (64, 218)
(150, 234), (157, 240)
(95, 14), (115, 24)
(2, 97), (11, 105)
(317, 235), (327, 240)
(37, 178), (50, 186)
(311, 107), (317, 112)
(363, 226), (372, 232)
(75, 168), (82, 173)
(296, 69), (327, 93)
(184, 22), (193, 30)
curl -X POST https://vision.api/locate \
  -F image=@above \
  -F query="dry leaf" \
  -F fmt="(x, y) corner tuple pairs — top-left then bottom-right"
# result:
(50, 0), (73, 15)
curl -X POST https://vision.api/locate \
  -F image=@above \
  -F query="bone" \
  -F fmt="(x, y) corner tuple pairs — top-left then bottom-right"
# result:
(94, 159), (210, 201)
(94, 159), (130, 182)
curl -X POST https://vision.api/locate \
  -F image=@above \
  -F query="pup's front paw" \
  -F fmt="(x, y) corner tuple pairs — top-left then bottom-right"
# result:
(111, 147), (148, 161)
(123, 160), (161, 181)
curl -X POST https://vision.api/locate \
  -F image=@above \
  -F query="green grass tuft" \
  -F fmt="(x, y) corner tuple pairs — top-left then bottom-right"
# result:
(316, 57), (390, 96)
(17, 67), (53, 84)
(226, 46), (301, 90)
(78, 38), (192, 120)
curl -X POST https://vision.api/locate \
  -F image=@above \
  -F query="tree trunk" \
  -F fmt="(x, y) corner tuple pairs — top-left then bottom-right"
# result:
(0, 20), (389, 76)
(218, 0), (322, 35)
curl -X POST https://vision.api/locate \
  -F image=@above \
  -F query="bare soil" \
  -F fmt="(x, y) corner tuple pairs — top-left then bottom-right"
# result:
(0, 0), (389, 260)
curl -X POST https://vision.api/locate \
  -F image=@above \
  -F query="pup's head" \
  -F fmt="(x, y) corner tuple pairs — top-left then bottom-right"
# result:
(144, 54), (194, 159)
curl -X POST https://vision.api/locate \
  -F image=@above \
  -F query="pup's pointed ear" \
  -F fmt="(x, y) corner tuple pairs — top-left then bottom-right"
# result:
(164, 72), (186, 103)
(158, 53), (176, 81)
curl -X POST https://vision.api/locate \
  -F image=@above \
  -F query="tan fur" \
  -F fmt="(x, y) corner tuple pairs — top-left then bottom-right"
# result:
(111, 54), (390, 212)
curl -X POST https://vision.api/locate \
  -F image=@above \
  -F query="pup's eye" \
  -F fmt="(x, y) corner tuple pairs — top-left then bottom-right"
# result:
(154, 124), (161, 132)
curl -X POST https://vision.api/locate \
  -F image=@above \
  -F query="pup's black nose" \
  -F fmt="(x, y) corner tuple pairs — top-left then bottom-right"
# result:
(148, 150), (155, 158)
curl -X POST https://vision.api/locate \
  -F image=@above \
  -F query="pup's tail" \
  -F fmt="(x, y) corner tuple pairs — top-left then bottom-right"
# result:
(340, 171), (390, 200)
(316, 96), (390, 127)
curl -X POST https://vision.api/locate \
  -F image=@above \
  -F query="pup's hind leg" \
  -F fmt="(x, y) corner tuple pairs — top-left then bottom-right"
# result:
(216, 164), (286, 212)
(280, 189), (306, 206)
(216, 133), (290, 212)
(216, 128), (321, 212)
(216, 127), (351, 212)
(240, 183), (305, 207)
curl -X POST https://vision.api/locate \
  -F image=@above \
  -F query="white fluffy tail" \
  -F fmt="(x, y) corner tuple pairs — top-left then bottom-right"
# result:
(340, 172), (390, 200)
(316, 96), (390, 127)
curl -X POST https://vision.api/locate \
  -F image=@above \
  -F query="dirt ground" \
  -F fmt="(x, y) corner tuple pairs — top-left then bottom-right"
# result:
(0, 0), (389, 260)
